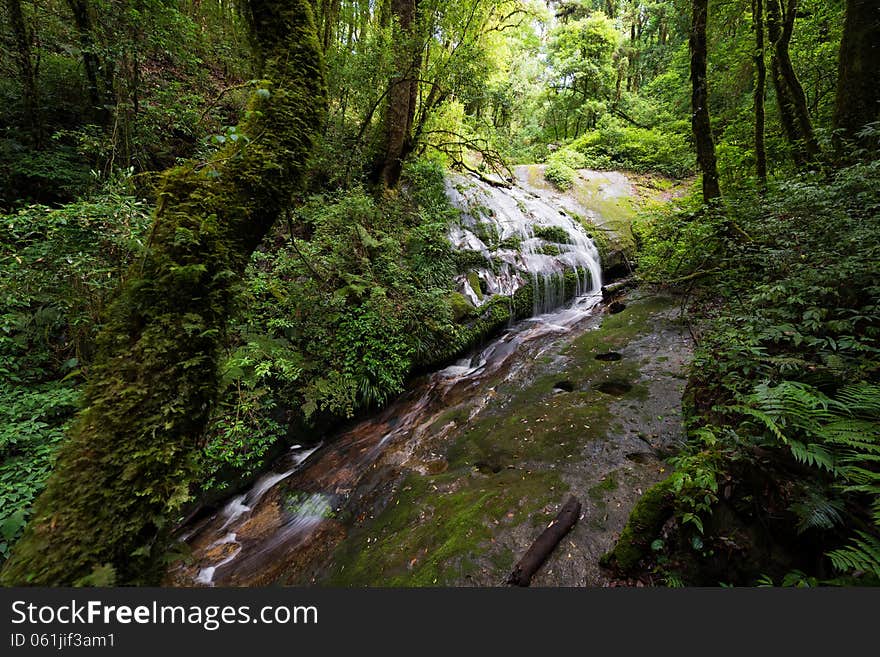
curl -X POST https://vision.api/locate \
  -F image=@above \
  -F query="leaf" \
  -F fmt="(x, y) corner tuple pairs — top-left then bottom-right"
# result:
(0, 511), (26, 541)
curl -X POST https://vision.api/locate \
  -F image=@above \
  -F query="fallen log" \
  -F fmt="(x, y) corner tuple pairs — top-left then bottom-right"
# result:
(506, 496), (582, 586)
(601, 276), (636, 301)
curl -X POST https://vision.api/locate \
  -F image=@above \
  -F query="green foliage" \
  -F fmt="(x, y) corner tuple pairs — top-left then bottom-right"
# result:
(544, 148), (585, 190)
(533, 224), (573, 244)
(0, 0), (252, 206)
(630, 160), (880, 584)
(0, 384), (79, 559)
(570, 117), (694, 178)
(0, 0), (326, 586)
(197, 160), (461, 484)
(0, 175), (151, 563)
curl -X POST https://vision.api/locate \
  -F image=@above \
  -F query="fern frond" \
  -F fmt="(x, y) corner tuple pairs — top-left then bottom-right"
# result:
(788, 440), (839, 474)
(728, 405), (787, 442)
(789, 491), (845, 534)
(820, 419), (880, 450)
(835, 384), (880, 416)
(828, 531), (880, 579)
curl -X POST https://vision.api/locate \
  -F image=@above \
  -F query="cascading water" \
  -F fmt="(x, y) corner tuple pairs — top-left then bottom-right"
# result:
(168, 172), (609, 587)
(446, 173), (603, 315)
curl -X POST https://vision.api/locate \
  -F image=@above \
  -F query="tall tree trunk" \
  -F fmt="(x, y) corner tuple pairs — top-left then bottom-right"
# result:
(373, 0), (420, 189)
(5, 0), (40, 146)
(754, 0), (768, 188)
(767, 0), (820, 164)
(66, 0), (108, 124)
(833, 0), (880, 156)
(690, 0), (721, 202)
(320, 0), (340, 53)
(766, 0), (802, 164)
(0, 0), (325, 587)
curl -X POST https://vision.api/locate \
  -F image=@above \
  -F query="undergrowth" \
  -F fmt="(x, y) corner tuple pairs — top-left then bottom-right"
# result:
(615, 161), (880, 585)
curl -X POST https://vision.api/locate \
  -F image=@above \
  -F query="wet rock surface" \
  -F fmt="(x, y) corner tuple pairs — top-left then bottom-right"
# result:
(167, 168), (692, 588)
(316, 290), (691, 586)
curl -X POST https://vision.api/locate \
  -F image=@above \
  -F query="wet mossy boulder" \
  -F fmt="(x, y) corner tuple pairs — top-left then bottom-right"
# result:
(450, 292), (477, 322)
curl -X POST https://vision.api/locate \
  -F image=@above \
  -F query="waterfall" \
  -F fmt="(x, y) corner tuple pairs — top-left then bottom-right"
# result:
(172, 171), (614, 587)
(446, 173), (603, 316)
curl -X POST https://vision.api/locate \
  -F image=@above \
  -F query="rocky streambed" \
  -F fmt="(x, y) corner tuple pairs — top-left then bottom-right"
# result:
(167, 167), (691, 587)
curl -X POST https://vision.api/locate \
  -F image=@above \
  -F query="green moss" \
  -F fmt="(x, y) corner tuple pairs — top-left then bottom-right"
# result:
(324, 468), (562, 586)
(567, 295), (673, 361)
(599, 478), (674, 573)
(428, 269), (588, 366)
(533, 225), (572, 244)
(466, 271), (484, 301)
(449, 292), (476, 322)
(322, 294), (678, 586)
(0, 0), (326, 586)
(589, 473), (619, 499)
(455, 249), (489, 272)
(472, 219), (499, 247)
(498, 235), (522, 250)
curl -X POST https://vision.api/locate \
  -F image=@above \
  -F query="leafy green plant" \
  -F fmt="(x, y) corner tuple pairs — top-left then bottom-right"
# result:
(0, 176), (150, 562)
(626, 160), (880, 584)
(544, 148), (585, 190)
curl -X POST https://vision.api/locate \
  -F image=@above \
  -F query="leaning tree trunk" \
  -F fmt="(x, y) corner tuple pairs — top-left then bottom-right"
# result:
(767, 0), (820, 164)
(373, 0), (421, 189)
(690, 0), (721, 203)
(0, 0), (325, 587)
(766, 0), (803, 165)
(833, 0), (880, 157)
(753, 0), (768, 189)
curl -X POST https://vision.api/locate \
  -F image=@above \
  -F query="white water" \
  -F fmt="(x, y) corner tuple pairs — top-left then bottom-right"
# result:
(194, 443), (322, 585)
(446, 174), (603, 315)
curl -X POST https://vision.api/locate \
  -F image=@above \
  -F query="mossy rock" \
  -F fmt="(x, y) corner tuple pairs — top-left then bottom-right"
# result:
(449, 292), (476, 323)
(600, 478), (674, 574)
(537, 244), (561, 257)
(498, 235), (522, 250)
(533, 225), (572, 244)
(455, 249), (489, 272)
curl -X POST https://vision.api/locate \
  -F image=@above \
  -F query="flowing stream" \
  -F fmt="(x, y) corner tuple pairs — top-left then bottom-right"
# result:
(170, 171), (611, 586)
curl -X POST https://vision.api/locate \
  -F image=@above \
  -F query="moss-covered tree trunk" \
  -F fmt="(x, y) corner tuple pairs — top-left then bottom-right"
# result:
(833, 0), (880, 156)
(690, 0), (721, 203)
(0, 0), (325, 586)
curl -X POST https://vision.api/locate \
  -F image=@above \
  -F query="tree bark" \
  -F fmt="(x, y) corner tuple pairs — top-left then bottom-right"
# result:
(5, 0), (40, 146)
(0, 0), (326, 586)
(373, 0), (421, 189)
(767, 0), (820, 164)
(320, 0), (340, 53)
(833, 0), (880, 155)
(690, 0), (721, 203)
(66, 0), (109, 124)
(754, 0), (768, 188)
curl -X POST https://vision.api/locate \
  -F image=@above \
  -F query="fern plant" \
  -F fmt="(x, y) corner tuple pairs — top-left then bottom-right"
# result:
(730, 381), (880, 580)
